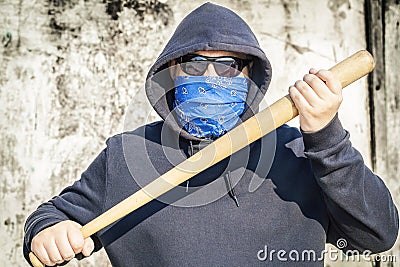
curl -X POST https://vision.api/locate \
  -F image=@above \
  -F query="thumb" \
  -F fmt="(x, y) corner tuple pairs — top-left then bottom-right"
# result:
(81, 237), (95, 257)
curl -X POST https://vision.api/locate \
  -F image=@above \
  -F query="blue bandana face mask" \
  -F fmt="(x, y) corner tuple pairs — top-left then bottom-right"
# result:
(173, 76), (249, 139)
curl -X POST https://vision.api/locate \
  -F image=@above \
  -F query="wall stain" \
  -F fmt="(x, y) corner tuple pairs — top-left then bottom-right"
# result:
(327, 0), (351, 13)
(105, 0), (172, 26)
(326, 0), (350, 47)
(46, 0), (81, 38)
(279, 0), (311, 55)
(0, 135), (23, 177)
(1, 32), (12, 48)
(4, 217), (11, 226)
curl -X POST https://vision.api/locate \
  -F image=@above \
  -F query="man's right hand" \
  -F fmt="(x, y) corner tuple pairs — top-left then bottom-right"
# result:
(30, 220), (94, 266)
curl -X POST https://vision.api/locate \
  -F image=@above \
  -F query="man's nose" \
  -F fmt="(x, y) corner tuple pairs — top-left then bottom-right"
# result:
(202, 62), (218, 76)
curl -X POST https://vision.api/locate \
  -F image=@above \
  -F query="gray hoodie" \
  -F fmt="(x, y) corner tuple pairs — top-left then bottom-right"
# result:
(24, 3), (398, 266)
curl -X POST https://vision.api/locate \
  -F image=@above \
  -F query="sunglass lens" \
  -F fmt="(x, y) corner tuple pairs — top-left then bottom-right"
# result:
(181, 61), (208, 76)
(214, 61), (241, 77)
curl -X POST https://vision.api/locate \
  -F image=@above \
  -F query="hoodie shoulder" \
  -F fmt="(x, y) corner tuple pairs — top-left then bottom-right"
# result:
(106, 121), (164, 148)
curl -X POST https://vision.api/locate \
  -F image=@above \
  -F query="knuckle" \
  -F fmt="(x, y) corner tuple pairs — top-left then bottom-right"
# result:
(294, 80), (303, 87)
(291, 92), (300, 101)
(70, 238), (84, 251)
(327, 101), (335, 108)
(309, 113), (319, 121)
(303, 74), (314, 83)
(289, 87), (297, 96)
(302, 108), (311, 115)
(67, 229), (84, 250)
(43, 260), (54, 266)
(62, 220), (74, 229)
(68, 220), (82, 228)
(325, 70), (334, 81)
(31, 237), (41, 248)
(301, 103), (311, 111)
(313, 106), (321, 115)
(319, 69), (327, 75)
(62, 253), (75, 261)
(312, 106), (321, 115)
(85, 239), (95, 253)
(332, 96), (341, 105)
(71, 244), (82, 252)
(50, 256), (63, 263)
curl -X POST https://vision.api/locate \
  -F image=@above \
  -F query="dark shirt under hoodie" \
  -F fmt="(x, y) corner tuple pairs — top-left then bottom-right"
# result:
(24, 3), (398, 266)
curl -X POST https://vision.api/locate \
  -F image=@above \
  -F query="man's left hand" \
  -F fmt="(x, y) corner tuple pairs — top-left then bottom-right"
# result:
(289, 68), (343, 132)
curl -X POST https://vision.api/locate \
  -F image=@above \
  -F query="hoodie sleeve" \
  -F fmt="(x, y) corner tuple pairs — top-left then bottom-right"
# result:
(23, 147), (108, 264)
(302, 114), (399, 253)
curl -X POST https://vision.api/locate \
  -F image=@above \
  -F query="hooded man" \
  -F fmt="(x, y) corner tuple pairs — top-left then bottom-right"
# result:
(24, 3), (398, 266)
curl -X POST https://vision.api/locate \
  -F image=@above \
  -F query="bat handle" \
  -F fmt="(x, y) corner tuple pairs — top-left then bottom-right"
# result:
(29, 252), (45, 267)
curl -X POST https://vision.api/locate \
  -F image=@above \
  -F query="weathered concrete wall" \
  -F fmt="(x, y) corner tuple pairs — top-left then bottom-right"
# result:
(0, 0), (397, 266)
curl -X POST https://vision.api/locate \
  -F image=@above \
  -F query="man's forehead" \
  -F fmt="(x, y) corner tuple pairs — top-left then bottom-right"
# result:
(194, 50), (247, 58)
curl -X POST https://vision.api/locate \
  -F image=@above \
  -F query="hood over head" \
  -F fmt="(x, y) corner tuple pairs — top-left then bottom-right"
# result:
(145, 2), (272, 141)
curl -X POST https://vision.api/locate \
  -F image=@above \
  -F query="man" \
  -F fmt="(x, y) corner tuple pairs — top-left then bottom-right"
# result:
(24, 3), (398, 266)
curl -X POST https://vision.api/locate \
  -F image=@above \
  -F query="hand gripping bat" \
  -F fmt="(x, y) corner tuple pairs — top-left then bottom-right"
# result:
(29, 50), (375, 267)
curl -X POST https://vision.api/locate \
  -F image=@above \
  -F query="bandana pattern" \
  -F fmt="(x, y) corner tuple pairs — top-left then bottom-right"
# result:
(173, 76), (248, 139)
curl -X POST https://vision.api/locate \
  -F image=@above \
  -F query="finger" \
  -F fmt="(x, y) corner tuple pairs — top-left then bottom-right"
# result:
(309, 68), (318, 74)
(33, 244), (53, 267)
(289, 86), (312, 112)
(302, 74), (332, 100)
(294, 80), (321, 107)
(314, 69), (342, 95)
(81, 238), (95, 257)
(55, 232), (76, 261)
(67, 226), (85, 254)
(43, 239), (64, 265)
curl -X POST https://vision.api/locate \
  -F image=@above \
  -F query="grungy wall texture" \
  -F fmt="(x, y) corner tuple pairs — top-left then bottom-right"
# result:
(0, 0), (398, 266)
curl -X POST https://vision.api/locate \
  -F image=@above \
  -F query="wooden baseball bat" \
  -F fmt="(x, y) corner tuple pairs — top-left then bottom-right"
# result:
(29, 50), (375, 267)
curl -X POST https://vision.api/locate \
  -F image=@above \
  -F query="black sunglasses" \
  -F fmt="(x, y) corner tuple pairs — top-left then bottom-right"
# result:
(176, 54), (252, 77)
